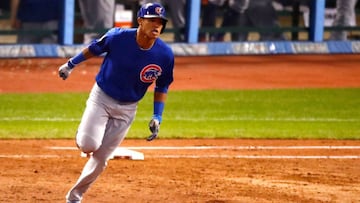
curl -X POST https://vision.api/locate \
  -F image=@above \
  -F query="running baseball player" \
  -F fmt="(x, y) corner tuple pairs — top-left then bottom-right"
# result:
(58, 3), (174, 203)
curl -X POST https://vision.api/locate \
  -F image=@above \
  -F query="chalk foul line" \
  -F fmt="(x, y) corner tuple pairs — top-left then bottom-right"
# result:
(47, 146), (360, 150)
(148, 155), (360, 159)
(0, 154), (359, 159)
(0, 145), (359, 159)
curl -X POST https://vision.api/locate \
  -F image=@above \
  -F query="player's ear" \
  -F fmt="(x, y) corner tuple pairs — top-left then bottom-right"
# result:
(137, 17), (143, 26)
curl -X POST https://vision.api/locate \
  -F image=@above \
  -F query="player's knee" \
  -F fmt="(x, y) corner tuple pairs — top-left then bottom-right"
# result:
(77, 141), (100, 154)
(76, 134), (101, 153)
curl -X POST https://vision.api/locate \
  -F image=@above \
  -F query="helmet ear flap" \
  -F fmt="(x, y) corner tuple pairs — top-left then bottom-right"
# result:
(161, 19), (167, 34)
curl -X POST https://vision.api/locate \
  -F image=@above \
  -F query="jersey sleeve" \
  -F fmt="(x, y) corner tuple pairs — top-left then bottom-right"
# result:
(88, 28), (119, 56)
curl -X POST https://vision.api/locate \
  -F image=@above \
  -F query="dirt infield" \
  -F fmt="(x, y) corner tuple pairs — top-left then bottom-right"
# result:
(0, 54), (360, 203)
(1, 54), (360, 93)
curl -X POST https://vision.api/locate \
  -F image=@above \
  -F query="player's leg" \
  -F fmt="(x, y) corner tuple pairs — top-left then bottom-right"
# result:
(330, 0), (358, 40)
(93, 99), (137, 163)
(247, 0), (285, 41)
(165, 0), (186, 42)
(66, 84), (137, 202)
(75, 84), (110, 153)
(65, 84), (110, 203)
(17, 22), (42, 43)
(78, 0), (115, 43)
(40, 20), (58, 44)
(217, 5), (240, 41)
(199, 1), (218, 42)
(66, 117), (135, 203)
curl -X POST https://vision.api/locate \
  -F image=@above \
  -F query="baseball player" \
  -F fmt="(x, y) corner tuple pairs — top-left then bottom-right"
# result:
(330, 0), (358, 40)
(78, 0), (115, 44)
(58, 3), (174, 203)
(200, 0), (285, 42)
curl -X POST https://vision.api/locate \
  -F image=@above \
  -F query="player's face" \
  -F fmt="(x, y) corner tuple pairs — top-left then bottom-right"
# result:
(139, 18), (163, 39)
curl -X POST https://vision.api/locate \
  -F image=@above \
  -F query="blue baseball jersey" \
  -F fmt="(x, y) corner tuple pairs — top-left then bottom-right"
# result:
(88, 28), (174, 102)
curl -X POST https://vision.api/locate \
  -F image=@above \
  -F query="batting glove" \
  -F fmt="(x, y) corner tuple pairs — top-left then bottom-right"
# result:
(58, 62), (73, 80)
(147, 118), (160, 141)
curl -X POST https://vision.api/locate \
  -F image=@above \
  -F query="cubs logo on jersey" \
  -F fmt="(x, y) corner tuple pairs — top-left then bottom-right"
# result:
(140, 64), (162, 83)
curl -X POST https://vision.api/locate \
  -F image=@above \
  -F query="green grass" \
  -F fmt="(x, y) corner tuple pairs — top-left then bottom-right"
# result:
(0, 88), (359, 139)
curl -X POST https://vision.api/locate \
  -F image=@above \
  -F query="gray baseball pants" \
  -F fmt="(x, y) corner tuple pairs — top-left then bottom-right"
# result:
(330, 0), (358, 40)
(66, 83), (137, 203)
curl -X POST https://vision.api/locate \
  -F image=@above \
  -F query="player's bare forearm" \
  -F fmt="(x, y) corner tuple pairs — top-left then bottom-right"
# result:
(10, 0), (20, 28)
(82, 48), (96, 60)
(154, 91), (167, 103)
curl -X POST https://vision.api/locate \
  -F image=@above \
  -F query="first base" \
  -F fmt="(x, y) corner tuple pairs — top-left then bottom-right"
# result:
(81, 147), (144, 160)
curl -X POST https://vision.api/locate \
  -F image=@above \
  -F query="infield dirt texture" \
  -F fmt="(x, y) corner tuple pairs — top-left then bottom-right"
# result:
(0, 54), (360, 203)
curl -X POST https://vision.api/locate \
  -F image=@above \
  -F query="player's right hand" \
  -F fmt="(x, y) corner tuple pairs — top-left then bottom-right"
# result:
(58, 62), (73, 80)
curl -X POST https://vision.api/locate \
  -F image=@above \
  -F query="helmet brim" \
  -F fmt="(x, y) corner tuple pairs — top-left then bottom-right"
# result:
(142, 15), (168, 22)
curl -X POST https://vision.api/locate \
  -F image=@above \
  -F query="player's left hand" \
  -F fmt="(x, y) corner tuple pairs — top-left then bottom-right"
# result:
(147, 118), (160, 141)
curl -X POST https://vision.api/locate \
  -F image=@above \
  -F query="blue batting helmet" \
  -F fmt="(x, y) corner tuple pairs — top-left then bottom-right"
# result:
(137, 3), (168, 33)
